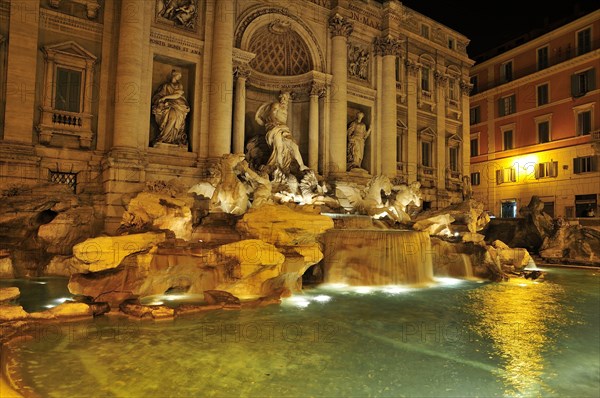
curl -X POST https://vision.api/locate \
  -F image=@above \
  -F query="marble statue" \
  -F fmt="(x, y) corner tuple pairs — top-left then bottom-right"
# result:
(255, 91), (308, 176)
(346, 111), (372, 170)
(152, 70), (190, 147)
(462, 175), (473, 200)
(386, 182), (422, 222)
(336, 174), (393, 216)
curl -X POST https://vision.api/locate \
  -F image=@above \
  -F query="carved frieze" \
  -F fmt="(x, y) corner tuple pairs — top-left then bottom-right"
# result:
(328, 13), (353, 38)
(347, 43), (369, 81)
(155, 0), (198, 32)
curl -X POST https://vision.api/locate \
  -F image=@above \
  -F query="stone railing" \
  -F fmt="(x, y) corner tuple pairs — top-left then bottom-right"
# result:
(37, 107), (93, 148)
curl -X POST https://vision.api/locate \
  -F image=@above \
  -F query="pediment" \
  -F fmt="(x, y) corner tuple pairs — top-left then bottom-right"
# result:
(396, 119), (408, 130)
(419, 126), (436, 137)
(43, 41), (97, 61)
(447, 133), (463, 143)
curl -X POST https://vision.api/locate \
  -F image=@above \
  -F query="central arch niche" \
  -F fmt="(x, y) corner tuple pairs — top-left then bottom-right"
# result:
(237, 10), (325, 168)
(248, 21), (313, 76)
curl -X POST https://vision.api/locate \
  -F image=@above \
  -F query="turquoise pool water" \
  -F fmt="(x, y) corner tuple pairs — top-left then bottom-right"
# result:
(4, 267), (600, 397)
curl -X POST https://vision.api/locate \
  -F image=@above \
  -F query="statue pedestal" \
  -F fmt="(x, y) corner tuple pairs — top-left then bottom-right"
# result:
(152, 142), (188, 153)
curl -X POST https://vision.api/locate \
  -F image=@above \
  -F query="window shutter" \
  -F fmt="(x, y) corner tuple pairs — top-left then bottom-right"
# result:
(573, 158), (581, 174)
(551, 161), (558, 177)
(496, 169), (503, 184)
(509, 95), (515, 113)
(498, 98), (505, 117)
(592, 156), (599, 172)
(571, 74), (579, 96)
(587, 68), (596, 91)
(510, 168), (516, 182)
(534, 164), (540, 179)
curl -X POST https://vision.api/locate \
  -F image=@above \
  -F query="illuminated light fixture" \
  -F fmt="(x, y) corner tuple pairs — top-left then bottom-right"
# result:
(283, 296), (311, 308)
(434, 277), (463, 286)
(312, 294), (331, 303)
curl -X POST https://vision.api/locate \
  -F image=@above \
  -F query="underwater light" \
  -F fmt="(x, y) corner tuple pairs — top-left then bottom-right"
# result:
(53, 297), (72, 304)
(284, 296), (311, 308)
(382, 286), (411, 294)
(312, 294), (331, 303)
(434, 277), (464, 286)
(32, 281), (48, 285)
(354, 286), (373, 294)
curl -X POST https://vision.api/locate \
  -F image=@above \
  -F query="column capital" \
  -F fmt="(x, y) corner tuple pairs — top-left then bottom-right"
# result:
(460, 80), (473, 95)
(374, 35), (401, 56)
(433, 70), (447, 84)
(328, 13), (353, 38)
(233, 64), (251, 80)
(405, 59), (420, 75)
(310, 82), (327, 98)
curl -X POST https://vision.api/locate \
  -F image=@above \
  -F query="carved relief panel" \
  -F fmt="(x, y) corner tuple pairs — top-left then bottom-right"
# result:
(155, 0), (199, 32)
(347, 43), (370, 82)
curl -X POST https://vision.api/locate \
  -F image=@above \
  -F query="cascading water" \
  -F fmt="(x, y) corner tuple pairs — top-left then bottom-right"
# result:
(322, 229), (434, 285)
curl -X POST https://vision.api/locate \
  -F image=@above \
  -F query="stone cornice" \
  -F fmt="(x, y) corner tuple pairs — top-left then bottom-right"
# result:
(471, 49), (600, 100)
(233, 47), (256, 66)
(248, 69), (332, 94)
(328, 13), (353, 38)
(40, 7), (103, 41)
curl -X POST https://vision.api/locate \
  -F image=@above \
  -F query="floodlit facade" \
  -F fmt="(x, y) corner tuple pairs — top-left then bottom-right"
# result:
(469, 10), (600, 219)
(0, 0), (473, 231)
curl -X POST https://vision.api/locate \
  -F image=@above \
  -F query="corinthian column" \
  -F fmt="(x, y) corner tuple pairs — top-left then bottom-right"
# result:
(208, 0), (234, 158)
(112, 0), (145, 149)
(405, 60), (420, 183)
(375, 35), (400, 177)
(309, 83), (325, 170)
(232, 66), (250, 154)
(328, 13), (353, 175)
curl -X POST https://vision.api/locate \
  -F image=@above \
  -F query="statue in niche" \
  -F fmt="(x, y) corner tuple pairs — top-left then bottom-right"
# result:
(462, 175), (473, 201)
(151, 70), (190, 147)
(156, 0), (197, 30)
(254, 91), (308, 176)
(346, 111), (372, 171)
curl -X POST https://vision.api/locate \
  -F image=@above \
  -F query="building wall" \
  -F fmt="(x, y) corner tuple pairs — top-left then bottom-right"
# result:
(470, 10), (600, 218)
(0, 0), (474, 232)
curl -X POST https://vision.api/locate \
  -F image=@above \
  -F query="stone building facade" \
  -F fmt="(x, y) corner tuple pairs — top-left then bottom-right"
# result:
(0, 0), (473, 231)
(469, 10), (600, 219)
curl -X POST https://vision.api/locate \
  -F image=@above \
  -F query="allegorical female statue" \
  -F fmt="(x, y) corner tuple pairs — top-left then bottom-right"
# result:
(346, 111), (372, 170)
(151, 70), (190, 147)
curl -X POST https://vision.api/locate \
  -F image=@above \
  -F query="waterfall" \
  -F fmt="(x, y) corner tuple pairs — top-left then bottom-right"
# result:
(322, 229), (434, 285)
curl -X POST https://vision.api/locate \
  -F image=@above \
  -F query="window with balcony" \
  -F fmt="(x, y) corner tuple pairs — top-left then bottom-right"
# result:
(421, 66), (430, 92)
(38, 42), (97, 149)
(537, 83), (549, 106)
(500, 60), (513, 83)
(577, 27), (592, 56)
(421, 141), (432, 167)
(448, 78), (458, 101)
(573, 156), (598, 174)
(537, 46), (549, 70)
(571, 68), (596, 97)
(498, 94), (516, 116)
(470, 172), (480, 186)
(449, 146), (459, 172)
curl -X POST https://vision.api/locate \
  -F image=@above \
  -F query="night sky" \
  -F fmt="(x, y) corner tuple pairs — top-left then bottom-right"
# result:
(398, 0), (600, 61)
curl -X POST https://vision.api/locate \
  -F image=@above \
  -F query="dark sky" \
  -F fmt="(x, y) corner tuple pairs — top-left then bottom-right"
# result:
(399, 0), (600, 61)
